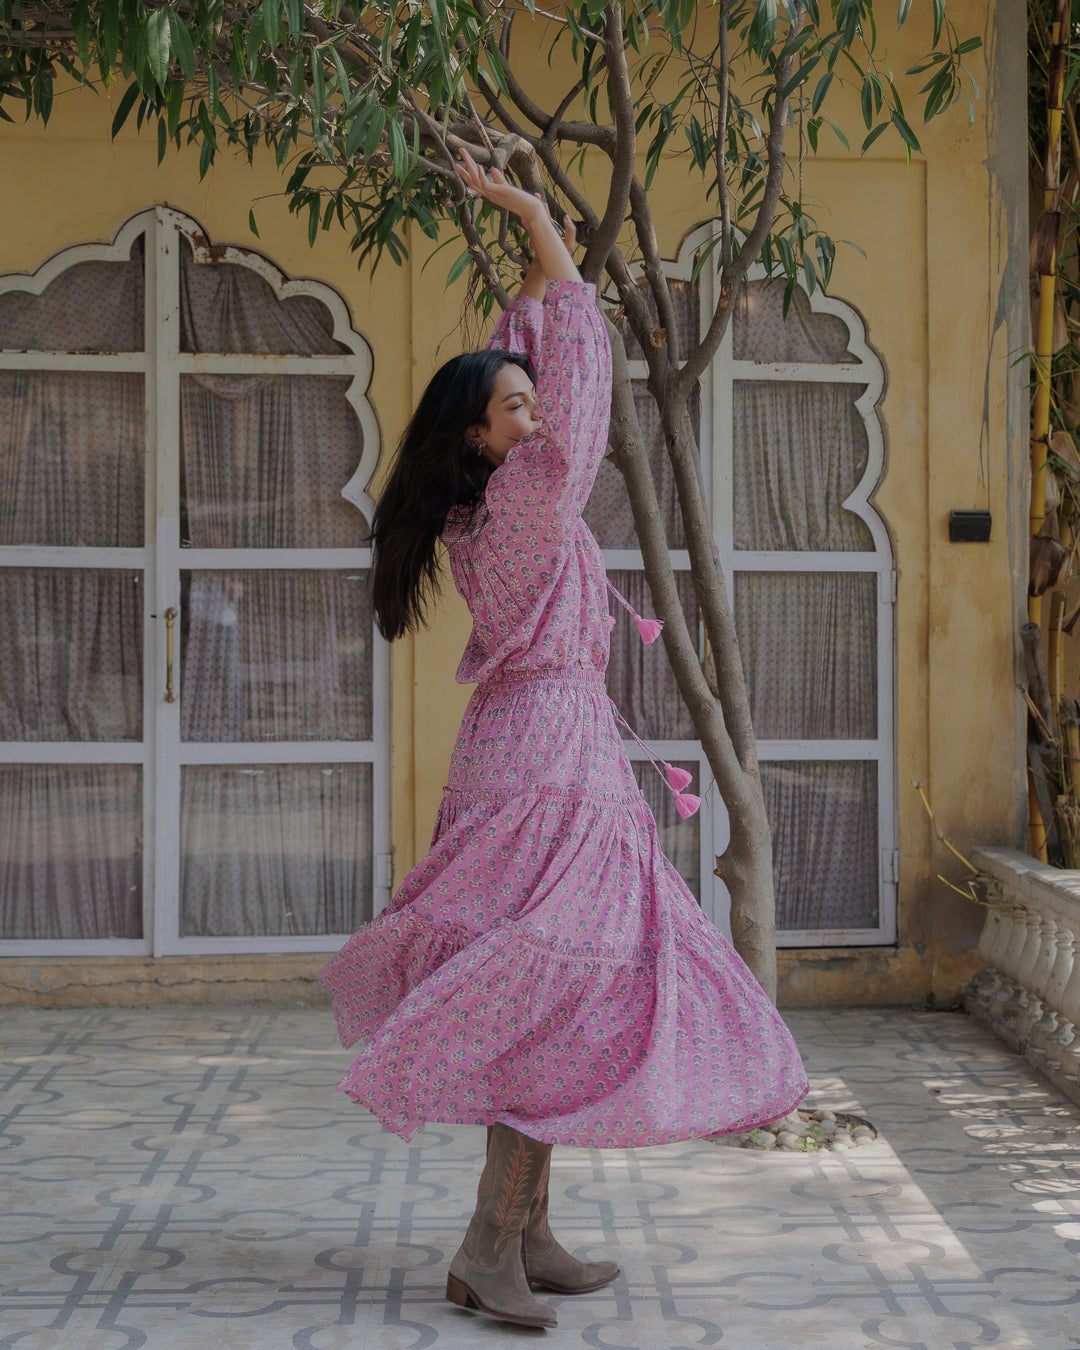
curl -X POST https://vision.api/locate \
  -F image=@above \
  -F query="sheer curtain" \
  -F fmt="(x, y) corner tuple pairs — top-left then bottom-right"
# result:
(177, 236), (373, 938)
(0, 244), (145, 940)
(763, 761), (878, 930)
(0, 765), (142, 939)
(734, 572), (876, 740)
(181, 570), (372, 742)
(180, 375), (366, 548)
(734, 381), (872, 552)
(733, 279), (856, 363)
(179, 235), (345, 355)
(732, 285), (881, 933)
(0, 569), (142, 741)
(179, 764), (372, 936)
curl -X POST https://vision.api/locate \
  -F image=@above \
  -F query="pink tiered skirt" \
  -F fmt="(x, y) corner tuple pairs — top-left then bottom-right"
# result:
(319, 668), (807, 1147)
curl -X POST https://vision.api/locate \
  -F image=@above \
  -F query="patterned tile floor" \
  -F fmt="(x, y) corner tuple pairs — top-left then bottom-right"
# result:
(1, 1007), (1080, 1350)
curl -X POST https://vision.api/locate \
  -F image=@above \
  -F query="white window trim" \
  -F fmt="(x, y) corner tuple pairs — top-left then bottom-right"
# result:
(0, 207), (390, 956)
(603, 223), (896, 947)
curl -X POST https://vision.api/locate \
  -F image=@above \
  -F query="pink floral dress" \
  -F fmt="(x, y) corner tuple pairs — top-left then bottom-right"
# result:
(319, 279), (808, 1147)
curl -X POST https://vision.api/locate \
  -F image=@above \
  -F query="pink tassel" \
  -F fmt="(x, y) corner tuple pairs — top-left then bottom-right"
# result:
(664, 764), (693, 791)
(635, 617), (664, 644)
(674, 792), (701, 819)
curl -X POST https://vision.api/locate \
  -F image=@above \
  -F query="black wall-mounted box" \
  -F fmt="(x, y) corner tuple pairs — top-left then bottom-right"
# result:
(948, 509), (992, 543)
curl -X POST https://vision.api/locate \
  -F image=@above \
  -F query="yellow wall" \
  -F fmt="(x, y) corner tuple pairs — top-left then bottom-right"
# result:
(0, 0), (1027, 1006)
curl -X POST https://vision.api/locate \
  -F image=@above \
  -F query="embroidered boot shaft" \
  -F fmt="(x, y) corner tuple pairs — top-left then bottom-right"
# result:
(446, 1123), (557, 1328)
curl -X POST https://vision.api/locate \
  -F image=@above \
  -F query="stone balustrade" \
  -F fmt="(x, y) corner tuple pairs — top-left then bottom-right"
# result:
(964, 846), (1080, 1109)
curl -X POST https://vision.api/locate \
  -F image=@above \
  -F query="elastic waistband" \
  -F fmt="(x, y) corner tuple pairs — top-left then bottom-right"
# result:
(479, 666), (606, 690)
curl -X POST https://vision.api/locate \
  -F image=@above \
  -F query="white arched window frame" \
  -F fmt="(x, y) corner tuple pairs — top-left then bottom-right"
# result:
(0, 206), (390, 956)
(605, 224), (896, 947)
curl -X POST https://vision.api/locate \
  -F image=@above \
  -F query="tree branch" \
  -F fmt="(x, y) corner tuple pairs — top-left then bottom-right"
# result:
(678, 5), (805, 393)
(580, 5), (635, 283)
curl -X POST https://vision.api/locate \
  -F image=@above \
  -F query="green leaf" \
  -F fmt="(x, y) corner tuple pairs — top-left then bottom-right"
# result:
(860, 121), (889, 152)
(110, 81), (140, 138)
(167, 11), (195, 81)
(344, 104), (370, 160)
(446, 248), (472, 285)
(249, 208), (260, 238)
(811, 71), (833, 114)
(890, 108), (921, 153)
(860, 76), (873, 129)
(931, 0), (945, 44)
(157, 114), (167, 163)
(388, 116), (408, 179)
(166, 77), (184, 137)
(102, 0), (120, 71)
(145, 7), (172, 90)
(262, 0), (280, 51)
(897, 0), (912, 24)
(206, 63), (219, 124)
(73, 0), (92, 69)
(310, 47), (326, 123)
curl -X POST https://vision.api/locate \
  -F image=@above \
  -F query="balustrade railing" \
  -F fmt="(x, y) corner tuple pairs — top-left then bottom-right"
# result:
(965, 846), (1080, 1106)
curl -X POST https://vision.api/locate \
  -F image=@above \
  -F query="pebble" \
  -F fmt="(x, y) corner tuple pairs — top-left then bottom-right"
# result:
(713, 1108), (877, 1154)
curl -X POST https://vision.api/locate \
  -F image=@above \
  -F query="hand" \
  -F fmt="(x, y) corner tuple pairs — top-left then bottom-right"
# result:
(456, 147), (546, 230)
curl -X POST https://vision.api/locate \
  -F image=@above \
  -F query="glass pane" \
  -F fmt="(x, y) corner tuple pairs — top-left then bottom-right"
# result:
(179, 374), (367, 548)
(0, 569), (143, 741)
(633, 759), (700, 901)
(180, 763), (372, 936)
(585, 384), (697, 549)
(178, 236), (349, 355)
(607, 570), (697, 739)
(0, 237), (144, 353)
(734, 573), (876, 739)
(733, 381), (873, 551)
(608, 279), (699, 363)
(733, 279), (856, 362)
(0, 764), (142, 938)
(0, 371), (144, 547)
(180, 570), (372, 742)
(762, 760), (878, 931)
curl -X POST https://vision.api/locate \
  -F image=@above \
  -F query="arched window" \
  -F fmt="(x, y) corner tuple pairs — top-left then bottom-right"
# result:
(0, 208), (389, 954)
(589, 228), (895, 946)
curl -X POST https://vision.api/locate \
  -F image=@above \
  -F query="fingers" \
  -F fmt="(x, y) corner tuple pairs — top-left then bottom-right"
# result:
(562, 213), (577, 250)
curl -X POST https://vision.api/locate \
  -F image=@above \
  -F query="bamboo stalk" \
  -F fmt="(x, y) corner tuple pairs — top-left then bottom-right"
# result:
(1031, 0), (1068, 634)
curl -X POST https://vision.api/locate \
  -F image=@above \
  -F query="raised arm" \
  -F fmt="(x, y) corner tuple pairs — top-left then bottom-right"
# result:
(456, 149), (579, 295)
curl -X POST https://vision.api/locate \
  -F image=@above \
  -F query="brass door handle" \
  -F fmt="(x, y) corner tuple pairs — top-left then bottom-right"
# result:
(164, 607), (177, 703)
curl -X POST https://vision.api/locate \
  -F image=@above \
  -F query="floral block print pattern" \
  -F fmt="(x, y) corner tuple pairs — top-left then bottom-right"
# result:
(319, 280), (808, 1147)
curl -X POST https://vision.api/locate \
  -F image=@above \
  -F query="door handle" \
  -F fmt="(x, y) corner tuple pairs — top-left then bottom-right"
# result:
(164, 607), (177, 703)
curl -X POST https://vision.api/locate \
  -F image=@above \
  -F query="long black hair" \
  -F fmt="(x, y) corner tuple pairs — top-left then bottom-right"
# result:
(371, 347), (536, 640)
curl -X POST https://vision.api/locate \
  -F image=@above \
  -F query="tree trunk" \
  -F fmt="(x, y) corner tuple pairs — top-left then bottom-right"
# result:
(606, 327), (778, 999)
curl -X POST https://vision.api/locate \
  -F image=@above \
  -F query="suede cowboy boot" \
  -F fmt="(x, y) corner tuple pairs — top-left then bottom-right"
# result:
(524, 1148), (621, 1295)
(446, 1122), (557, 1328)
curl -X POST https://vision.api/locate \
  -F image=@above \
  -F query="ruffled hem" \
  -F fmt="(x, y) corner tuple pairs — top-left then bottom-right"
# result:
(318, 905), (808, 1150)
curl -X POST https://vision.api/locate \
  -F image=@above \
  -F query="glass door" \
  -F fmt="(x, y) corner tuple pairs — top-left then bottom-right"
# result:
(0, 208), (388, 956)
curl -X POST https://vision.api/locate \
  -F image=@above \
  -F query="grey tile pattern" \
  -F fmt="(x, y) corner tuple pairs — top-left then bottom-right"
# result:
(1, 1008), (1079, 1348)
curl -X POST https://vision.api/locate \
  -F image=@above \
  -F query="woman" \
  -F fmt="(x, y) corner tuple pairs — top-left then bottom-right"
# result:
(319, 151), (808, 1330)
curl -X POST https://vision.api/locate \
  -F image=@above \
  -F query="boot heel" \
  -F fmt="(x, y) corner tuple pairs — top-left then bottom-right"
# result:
(445, 1273), (477, 1309)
